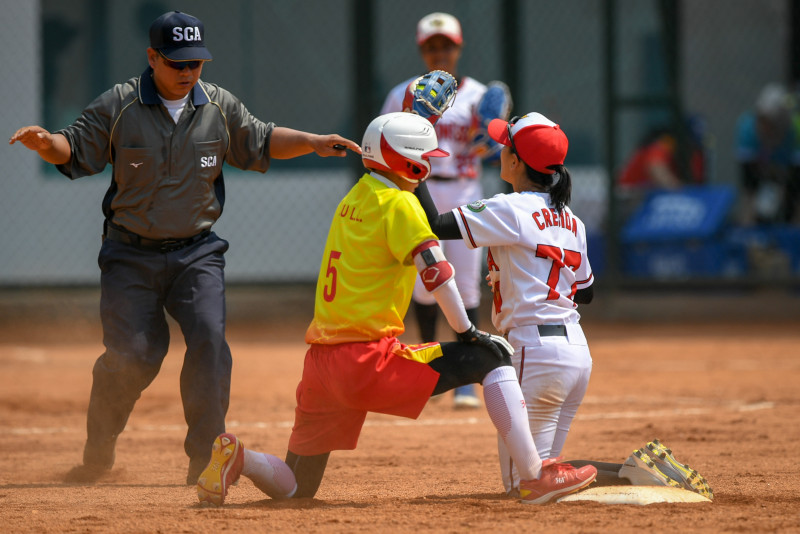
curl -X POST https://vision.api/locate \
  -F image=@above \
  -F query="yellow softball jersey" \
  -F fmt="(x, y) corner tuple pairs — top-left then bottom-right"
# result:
(305, 173), (437, 344)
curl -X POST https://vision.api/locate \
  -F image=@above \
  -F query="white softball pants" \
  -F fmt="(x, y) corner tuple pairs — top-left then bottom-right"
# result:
(497, 324), (592, 494)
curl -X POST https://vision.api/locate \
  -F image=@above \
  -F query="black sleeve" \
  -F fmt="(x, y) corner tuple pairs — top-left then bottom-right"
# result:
(741, 161), (760, 192)
(415, 181), (463, 240)
(573, 285), (594, 305)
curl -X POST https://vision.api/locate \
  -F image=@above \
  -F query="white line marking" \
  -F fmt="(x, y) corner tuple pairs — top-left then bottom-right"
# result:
(577, 400), (774, 421)
(1, 401), (774, 436)
(1, 347), (48, 363)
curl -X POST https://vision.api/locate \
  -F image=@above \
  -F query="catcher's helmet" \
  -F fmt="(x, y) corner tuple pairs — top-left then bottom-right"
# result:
(362, 112), (449, 183)
(402, 70), (458, 124)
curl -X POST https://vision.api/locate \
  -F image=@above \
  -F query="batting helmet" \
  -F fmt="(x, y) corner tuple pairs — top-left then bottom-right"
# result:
(402, 70), (458, 124)
(362, 112), (449, 183)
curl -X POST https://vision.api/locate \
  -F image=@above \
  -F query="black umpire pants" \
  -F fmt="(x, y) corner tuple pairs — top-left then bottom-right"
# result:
(87, 232), (232, 470)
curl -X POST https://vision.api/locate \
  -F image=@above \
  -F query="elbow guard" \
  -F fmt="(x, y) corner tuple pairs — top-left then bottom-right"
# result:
(412, 240), (454, 292)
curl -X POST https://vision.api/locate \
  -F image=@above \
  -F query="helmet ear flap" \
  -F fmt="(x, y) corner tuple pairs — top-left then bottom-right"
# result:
(381, 134), (432, 182)
(409, 162), (424, 177)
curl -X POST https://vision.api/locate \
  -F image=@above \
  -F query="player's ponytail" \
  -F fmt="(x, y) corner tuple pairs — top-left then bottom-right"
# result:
(522, 164), (572, 212)
(546, 165), (572, 212)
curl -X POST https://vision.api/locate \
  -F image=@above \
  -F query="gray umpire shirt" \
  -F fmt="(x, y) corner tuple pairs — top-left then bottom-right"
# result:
(56, 66), (275, 240)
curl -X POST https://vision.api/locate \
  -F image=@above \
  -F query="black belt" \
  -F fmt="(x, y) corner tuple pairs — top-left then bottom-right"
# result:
(503, 325), (569, 340)
(104, 225), (210, 253)
(538, 325), (568, 337)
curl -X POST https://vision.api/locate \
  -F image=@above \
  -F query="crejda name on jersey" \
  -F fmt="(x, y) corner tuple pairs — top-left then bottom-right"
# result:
(533, 207), (578, 237)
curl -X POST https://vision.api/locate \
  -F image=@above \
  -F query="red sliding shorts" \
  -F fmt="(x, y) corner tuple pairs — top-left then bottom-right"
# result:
(288, 337), (443, 456)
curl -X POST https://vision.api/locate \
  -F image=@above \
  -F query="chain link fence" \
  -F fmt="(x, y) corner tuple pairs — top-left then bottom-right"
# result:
(1, 0), (797, 286)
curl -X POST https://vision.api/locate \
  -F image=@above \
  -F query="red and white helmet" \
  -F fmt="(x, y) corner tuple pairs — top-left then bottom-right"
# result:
(362, 112), (449, 183)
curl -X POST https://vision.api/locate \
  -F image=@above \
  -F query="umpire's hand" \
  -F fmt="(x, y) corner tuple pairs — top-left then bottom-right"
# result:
(10, 125), (55, 151)
(9, 125), (71, 164)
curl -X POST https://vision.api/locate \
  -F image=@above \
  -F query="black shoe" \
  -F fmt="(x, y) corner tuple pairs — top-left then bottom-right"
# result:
(64, 463), (111, 483)
(82, 437), (117, 471)
(187, 455), (211, 486)
(64, 438), (117, 483)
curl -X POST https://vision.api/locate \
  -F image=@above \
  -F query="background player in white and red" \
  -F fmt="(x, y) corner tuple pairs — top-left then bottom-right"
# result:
(382, 12), (507, 409)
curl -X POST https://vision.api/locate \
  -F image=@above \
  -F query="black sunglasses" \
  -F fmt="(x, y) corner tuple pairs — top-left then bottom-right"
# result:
(158, 50), (203, 71)
(506, 116), (520, 155)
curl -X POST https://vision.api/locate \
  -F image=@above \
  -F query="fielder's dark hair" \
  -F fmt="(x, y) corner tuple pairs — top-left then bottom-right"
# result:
(512, 147), (572, 211)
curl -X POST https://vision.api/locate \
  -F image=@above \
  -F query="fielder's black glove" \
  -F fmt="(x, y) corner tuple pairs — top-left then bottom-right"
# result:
(456, 324), (514, 361)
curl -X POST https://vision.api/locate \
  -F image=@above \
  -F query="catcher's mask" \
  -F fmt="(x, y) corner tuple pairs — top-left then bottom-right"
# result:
(362, 112), (449, 184)
(402, 70), (458, 124)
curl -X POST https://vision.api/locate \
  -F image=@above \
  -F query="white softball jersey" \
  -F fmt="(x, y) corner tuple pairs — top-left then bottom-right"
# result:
(453, 191), (593, 334)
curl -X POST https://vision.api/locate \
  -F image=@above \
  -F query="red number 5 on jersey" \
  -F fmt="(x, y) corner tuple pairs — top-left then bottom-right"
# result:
(323, 250), (342, 302)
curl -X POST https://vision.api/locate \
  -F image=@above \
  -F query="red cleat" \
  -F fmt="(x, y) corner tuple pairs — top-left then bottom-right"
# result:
(519, 458), (597, 504)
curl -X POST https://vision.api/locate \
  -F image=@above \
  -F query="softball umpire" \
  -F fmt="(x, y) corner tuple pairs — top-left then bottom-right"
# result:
(9, 10), (359, 485)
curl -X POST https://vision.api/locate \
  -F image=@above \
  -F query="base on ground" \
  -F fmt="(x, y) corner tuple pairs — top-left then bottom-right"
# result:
(557, 485), (712, 505)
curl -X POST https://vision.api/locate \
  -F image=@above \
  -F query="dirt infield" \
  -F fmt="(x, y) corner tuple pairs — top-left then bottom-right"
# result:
(1, 287), (799, 533)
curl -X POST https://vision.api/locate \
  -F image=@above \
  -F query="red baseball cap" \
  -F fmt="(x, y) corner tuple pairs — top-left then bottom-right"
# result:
(487, 113), (568, 174)
(416, 12), (463, 46)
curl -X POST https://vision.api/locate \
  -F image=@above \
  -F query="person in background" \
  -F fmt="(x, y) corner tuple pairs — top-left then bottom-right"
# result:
(617, 116), (707, 218)
(735, 83), (800, 225)
(381, 12), (494, 409)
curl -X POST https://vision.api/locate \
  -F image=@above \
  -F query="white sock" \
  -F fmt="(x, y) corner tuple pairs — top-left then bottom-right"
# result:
(483, 366), (542, 480)
(242, 449), (298, 499)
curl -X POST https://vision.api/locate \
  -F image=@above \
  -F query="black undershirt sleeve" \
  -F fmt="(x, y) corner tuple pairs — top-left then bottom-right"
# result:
(574, 285), (594, 304)
(414, 182), (463, 240)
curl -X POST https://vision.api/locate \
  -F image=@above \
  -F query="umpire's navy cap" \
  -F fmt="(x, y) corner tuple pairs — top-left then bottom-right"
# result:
(150, 11), (213, 61)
